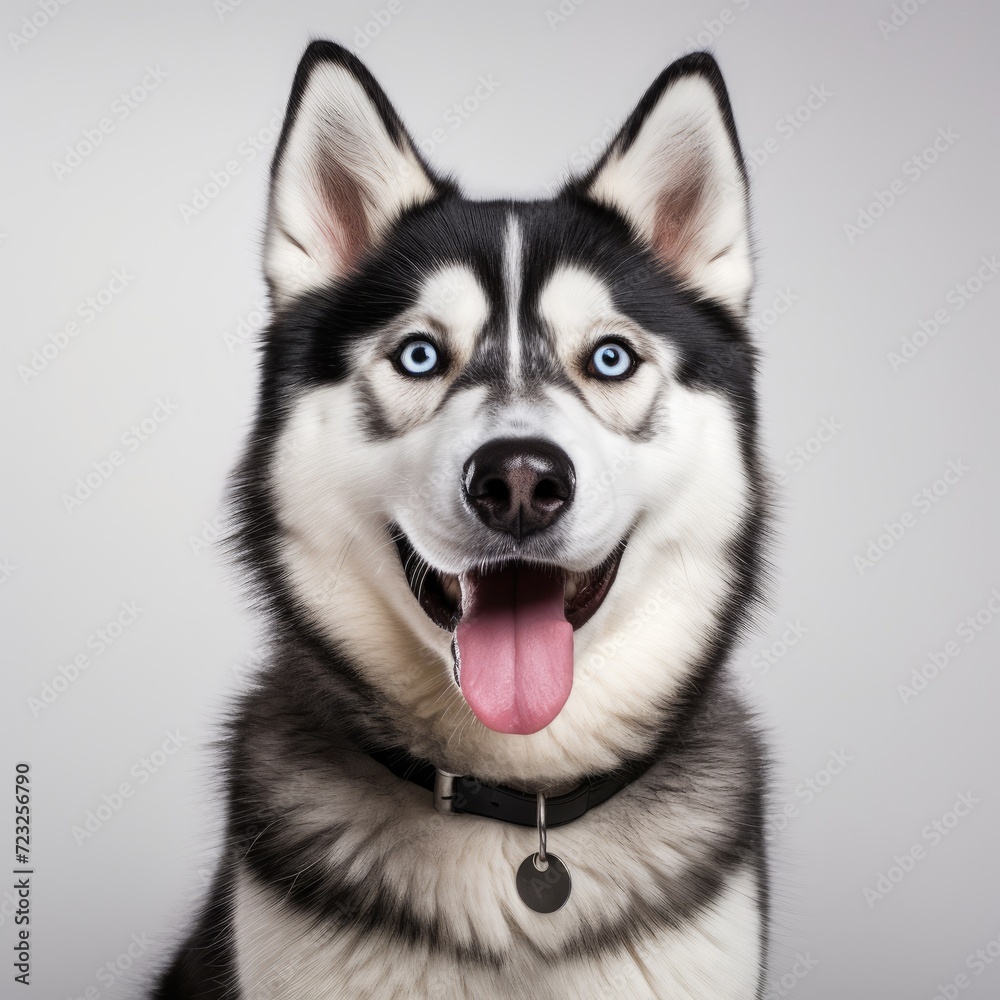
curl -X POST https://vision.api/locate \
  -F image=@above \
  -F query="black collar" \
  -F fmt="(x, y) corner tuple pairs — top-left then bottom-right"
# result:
(365, 745), (647, 828)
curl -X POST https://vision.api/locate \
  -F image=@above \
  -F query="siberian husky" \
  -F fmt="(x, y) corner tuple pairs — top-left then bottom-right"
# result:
(154, 40), (770, 999)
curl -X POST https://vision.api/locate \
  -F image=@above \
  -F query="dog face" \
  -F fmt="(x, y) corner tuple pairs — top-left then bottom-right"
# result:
(235, 43), (763, 775)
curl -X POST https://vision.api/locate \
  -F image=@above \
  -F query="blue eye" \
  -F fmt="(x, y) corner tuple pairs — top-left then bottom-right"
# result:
(396, 338), (442, 376)
(588, 341), (636, 380)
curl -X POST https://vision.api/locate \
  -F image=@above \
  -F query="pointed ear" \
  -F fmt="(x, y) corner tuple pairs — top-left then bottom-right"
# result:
(572, 53), (753, 314)
(264, 41), (447, 305)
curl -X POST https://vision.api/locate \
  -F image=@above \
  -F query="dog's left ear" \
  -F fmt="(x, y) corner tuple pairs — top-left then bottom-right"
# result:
(573, 53), (752, 315)
(264, 41), (445, 306)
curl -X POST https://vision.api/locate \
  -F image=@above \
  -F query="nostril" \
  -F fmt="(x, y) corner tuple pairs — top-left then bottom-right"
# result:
(475, 476), (509, 505)
(534, 477), (567, 503)
(482, 476), (510, 503)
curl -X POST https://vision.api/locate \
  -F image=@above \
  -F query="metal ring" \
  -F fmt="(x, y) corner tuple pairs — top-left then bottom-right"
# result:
(536, 791), (547, 866)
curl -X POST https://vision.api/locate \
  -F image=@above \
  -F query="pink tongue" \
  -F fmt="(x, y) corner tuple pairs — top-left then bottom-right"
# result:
(455, 565), (573, 735)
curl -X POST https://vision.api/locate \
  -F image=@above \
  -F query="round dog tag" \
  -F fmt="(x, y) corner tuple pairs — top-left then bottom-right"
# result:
(516, 853), (571, 913)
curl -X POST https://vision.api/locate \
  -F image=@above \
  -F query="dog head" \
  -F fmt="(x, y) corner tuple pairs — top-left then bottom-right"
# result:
(234, 42), (764, 778)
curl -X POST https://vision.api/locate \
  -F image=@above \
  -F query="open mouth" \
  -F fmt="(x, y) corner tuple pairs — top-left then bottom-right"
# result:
(392, 528), (626, 735)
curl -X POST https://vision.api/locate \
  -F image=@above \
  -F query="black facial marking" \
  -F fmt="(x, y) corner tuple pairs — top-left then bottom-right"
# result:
(259, 190), (755, 449)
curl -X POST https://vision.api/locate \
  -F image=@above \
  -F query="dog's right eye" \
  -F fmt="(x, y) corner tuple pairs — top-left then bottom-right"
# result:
(393, 337), (443, 377)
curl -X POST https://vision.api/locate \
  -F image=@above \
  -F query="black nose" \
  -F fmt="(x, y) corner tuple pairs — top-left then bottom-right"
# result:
(463, 438), (575, 539)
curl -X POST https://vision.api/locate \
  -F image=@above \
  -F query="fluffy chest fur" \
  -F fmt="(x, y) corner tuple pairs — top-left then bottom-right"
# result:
(233, 869), (760, 1000)
(227, 667), (765, 1000)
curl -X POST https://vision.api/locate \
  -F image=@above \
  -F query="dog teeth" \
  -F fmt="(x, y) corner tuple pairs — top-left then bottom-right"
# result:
(440, 573), (461, 605)
(564, 575), (578, 603)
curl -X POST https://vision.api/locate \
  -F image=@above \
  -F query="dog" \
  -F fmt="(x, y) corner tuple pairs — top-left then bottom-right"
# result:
(153, 39), (770, 999)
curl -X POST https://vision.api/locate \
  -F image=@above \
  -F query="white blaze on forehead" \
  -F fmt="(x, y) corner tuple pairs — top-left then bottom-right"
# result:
(417, 264), (489, 356)
(503, 215), (524, 382)
(538, 265), (616, 349)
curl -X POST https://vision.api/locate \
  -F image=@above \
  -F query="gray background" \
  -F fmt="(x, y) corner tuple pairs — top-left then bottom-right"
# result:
(2, 0), (998, 997)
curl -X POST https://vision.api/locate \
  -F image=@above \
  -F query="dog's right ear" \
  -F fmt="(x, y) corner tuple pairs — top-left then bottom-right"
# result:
(264, 41), (444, 306)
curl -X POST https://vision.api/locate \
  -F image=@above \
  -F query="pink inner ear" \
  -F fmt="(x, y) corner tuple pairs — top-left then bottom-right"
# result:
(312, 159), (372, 276)
(651, 168), (708, 281)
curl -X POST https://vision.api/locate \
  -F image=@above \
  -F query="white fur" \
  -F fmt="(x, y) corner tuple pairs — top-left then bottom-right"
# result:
(504, 215), (524, 383)
(587, 75), (752, 313)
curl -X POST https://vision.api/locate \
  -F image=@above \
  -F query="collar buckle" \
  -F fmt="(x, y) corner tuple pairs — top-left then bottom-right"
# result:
(433, 769), (462, 815)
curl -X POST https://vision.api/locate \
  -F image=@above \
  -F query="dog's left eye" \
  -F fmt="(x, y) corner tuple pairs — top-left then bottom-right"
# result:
(394, 337), (443, 377)
(587, 341), (636, 380)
